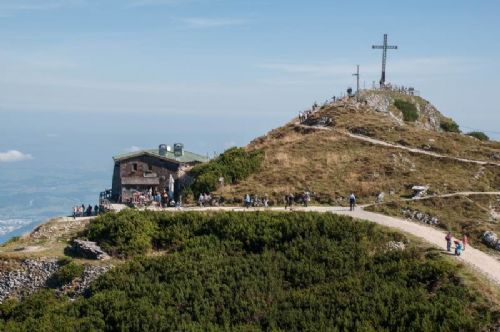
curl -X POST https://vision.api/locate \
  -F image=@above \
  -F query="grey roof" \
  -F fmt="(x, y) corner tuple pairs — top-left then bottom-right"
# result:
(113, 148), (209, 164)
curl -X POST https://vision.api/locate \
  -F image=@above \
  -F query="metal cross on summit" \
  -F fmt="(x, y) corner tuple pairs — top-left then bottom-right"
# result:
(372, 34), (398, 87)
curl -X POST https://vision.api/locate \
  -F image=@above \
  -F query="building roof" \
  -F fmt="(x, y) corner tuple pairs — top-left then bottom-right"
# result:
(113, 148), (209, 164)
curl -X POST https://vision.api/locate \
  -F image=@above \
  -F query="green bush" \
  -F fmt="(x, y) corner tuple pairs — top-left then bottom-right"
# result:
(189, 147), (263, 195)
(47, 261), (84, 288)
(0, 211), (495, 330)
(466, 131), (489, 141)
(394, 99), (419, 122)
(440, 120), (461, 133)
(86, 209), (157, 257)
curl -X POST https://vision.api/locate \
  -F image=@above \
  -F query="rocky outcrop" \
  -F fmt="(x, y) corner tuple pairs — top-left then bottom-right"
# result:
(482, 231), (500, 251)
(402, 208), (439, 225)
(72, 240), (110, 260)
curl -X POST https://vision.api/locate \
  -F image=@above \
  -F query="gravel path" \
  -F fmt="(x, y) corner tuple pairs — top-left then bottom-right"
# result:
(295, 123), (500, 166)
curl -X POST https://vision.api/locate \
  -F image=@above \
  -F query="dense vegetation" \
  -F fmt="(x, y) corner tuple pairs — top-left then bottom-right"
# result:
(0, 210), (495, 331)
(394, 99), (418, 122)
(467, 131), (489, 141)
(47, 259), (84, 288)
(189, 147), (263, 196)
(440, 119), (461, 133)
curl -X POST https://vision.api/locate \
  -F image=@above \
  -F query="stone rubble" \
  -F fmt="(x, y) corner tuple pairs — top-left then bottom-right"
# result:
(0, 258), (113, 303)
(401, 208), (439, 225)
(0, 259), (59, 302)
(386, 241), (406, 251)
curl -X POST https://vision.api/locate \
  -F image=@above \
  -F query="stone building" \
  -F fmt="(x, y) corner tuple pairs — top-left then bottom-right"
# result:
(110, 143), (208, 203)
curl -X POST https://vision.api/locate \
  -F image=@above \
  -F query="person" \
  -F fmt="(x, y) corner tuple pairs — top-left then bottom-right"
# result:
(94, 205), (99, 216)
(263, 194), (269, 208)
(349, 193), (356, 211)
(303, 191), (311, 207)
(286, 193), (294, 210)
(244, 194), (251, 208)
(86, 205), (92, 217)
(455, 241), (463, 256)
(72, 206), (77, 219)
(198, 193), (204, 207)
(445, 232), (453, 252)
(463, 233), (468, 251)
(81, 204), (85, 215)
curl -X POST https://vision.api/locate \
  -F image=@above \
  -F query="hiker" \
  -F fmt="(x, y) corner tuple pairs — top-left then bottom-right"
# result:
(86, 205), (92, 217)
(244, 194), (251, 208)
(303, 191), (311, 207)
(94, 205), (99, 216)
(455, 241), (463, 256)
(287, 193), (294, 210)
(349, 193), (356, 211)
(463, 233), (468, 251)
(72, 206), (77, 219)
(445, 232), (453, 252)
(198, 193), (204, 207)
(263, 194), (269, 208)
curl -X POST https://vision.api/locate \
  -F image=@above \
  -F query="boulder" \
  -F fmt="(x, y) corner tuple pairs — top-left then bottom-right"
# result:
(72, 240), (110, 260)
(482, 231), (499, 249)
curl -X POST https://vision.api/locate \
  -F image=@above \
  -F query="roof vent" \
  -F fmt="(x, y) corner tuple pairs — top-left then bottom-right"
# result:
(159, 144), (168, 156)
(173, 143), (184, 157)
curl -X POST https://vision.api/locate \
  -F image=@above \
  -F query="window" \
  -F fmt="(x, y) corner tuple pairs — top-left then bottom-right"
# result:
(132, 163), (138, 172)
(146, 164), (153, 172)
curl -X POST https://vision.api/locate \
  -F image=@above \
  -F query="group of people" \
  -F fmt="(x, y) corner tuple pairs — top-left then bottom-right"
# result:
(244, 194), (269, 208)
(72, 204), (99, 218)
(445, 232), (468, 256)
(198, 193), (213, 207)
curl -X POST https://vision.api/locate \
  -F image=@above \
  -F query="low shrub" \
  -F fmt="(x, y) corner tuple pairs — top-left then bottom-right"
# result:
(86, 209), (157, 257)
(0, 211), (495, 330)
(467, 131), (489, 141)
(47, 261), (84, 288)
(394, 99), (419, 122)
(440, 119), (461, 133)
(189, 147), (263, 196)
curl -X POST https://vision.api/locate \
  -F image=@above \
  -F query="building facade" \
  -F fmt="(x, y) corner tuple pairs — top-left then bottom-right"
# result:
(111, 143), (208, 204)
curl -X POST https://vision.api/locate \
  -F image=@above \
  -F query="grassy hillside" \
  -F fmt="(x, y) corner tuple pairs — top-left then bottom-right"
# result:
(207, 90), (499, 203)
(1, 210), (498, 330)
(366, 194), (500, 252)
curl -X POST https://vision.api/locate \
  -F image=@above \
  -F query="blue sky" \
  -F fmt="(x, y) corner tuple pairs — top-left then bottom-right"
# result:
(1, 0), (499, 160)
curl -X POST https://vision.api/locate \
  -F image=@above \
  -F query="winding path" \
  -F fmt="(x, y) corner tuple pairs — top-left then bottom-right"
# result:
(296, 123), (500, 166)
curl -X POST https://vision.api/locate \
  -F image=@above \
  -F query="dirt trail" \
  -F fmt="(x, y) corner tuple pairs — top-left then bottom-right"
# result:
(295, 123), (500, 166)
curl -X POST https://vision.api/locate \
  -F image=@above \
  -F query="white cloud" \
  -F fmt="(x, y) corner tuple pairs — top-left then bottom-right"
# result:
(0, 150), (33, 163)
(179, 17), (249, 29)
(0, 0), (84, 15)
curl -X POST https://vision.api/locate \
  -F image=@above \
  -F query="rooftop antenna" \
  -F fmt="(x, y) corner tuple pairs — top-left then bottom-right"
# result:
(352, 65), (360, 100)
(372, 34), (398, 87)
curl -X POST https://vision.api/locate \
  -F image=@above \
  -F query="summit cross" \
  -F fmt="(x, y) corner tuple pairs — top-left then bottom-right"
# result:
(372, 34), (398, 87)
